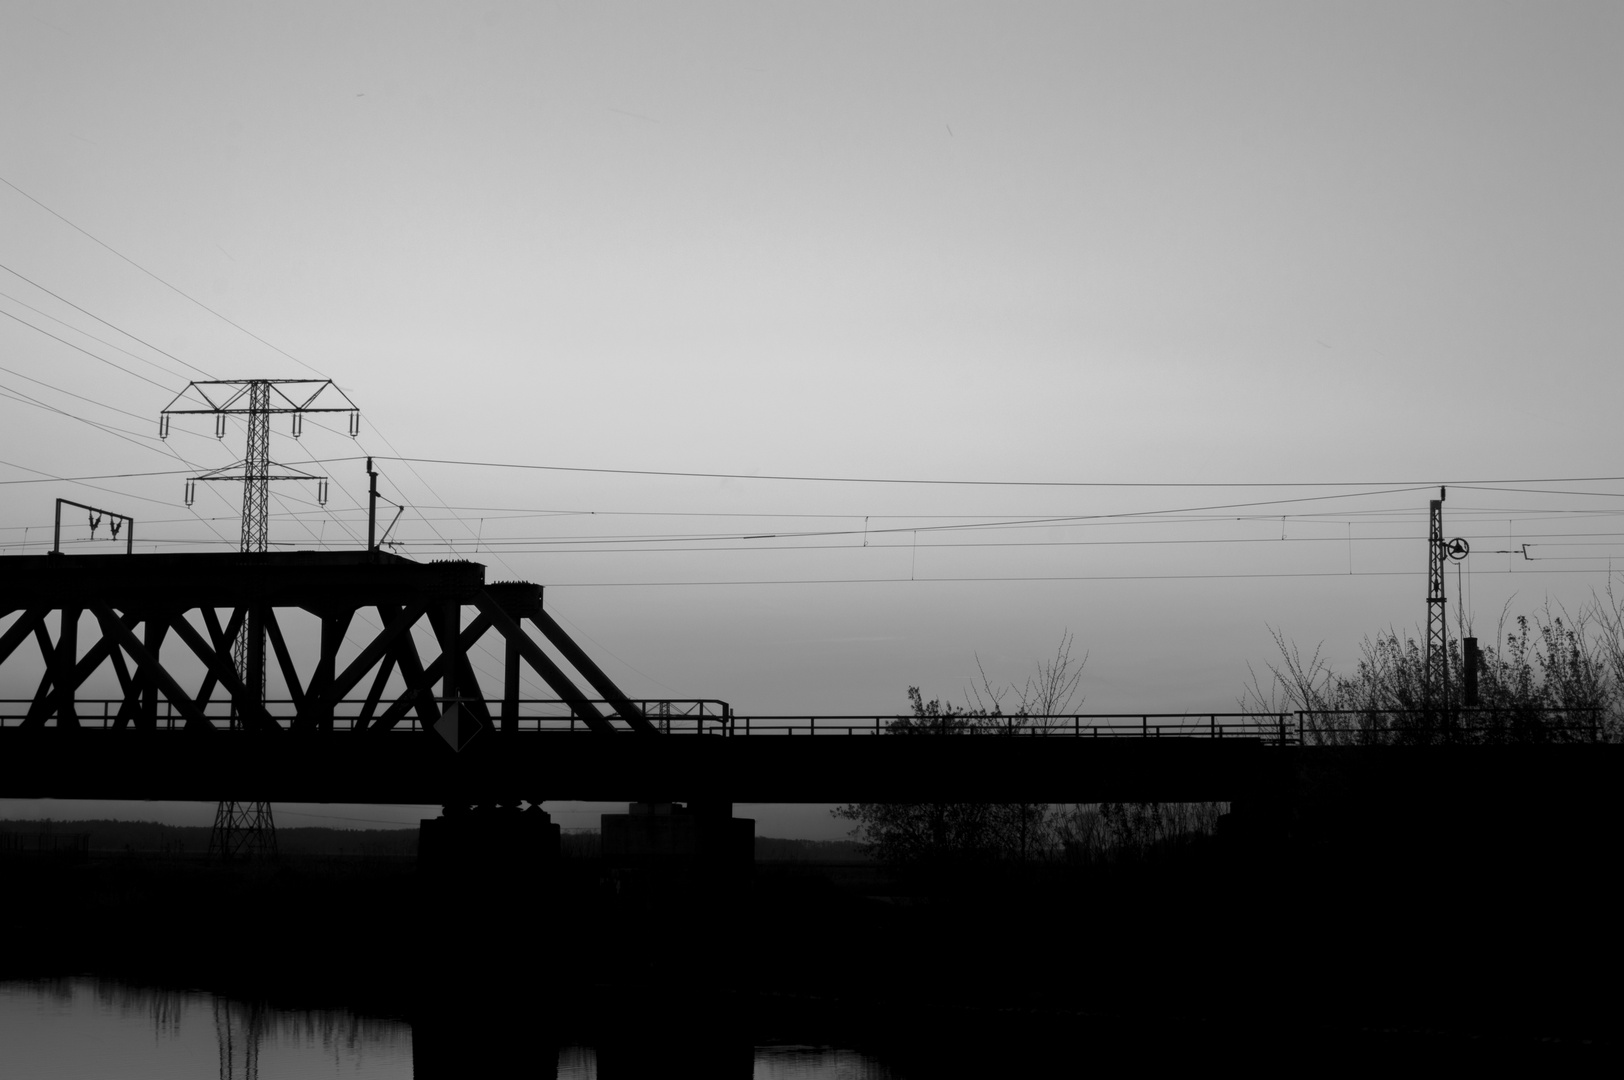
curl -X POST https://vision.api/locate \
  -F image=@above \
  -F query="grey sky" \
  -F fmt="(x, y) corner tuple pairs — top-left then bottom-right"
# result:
(1, 3), (1621, 834)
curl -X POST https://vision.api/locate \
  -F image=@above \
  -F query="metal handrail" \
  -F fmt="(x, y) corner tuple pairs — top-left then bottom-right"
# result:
(0, 698), (733, 734)
(4, 702), (1604, 745)
(1297, 706), (1609, 745)
(731, 712), (1289, 740)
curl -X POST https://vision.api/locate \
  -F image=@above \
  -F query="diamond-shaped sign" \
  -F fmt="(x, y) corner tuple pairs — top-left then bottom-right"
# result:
(433, 700), (482, 752)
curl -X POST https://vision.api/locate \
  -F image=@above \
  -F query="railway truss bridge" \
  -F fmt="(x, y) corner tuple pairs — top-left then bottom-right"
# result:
(0, 552), (1615, 809)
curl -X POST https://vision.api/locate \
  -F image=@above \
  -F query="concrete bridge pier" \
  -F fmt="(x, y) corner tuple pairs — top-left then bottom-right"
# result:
(418, 801), (561, 885)
(600, 801), (754, 871)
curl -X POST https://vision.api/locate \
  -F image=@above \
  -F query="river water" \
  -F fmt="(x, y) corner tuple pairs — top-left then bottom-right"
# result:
(0, 977), (899, 1079)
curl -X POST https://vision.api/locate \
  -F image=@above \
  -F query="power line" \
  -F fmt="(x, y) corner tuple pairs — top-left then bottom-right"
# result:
(0, 456), (193, 511)
(0, 466), (198, 486)
(0, 380), (175, 456)
(544, 567), (1624, 588)
(0, 174), (324, 377)
(0, 259), (211, 379)
(375, 455), (1624, 490)
(0, 304), (180, 393)
(1, 180), (488, 574)
(0, 358), (172, 428)
(373, 534), (1601, 556)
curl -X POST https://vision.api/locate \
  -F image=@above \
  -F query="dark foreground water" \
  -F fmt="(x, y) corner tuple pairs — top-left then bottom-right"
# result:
(0, 977), (898, 1079)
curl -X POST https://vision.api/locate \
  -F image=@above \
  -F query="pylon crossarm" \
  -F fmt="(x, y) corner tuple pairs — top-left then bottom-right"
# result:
(165, 613), (280, 733)
(160, 378), (356, 416)
(89, 606), (215, 730)
(189, 461), (326, 483)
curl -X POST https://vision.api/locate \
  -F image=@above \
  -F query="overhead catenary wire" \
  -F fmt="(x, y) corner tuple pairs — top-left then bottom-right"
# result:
(0, 286), (190, 382)
(0, 174), (324, 378)
(0, 259), (211, 379)
(7, 170), (502, 572)
(5, 178), (1624, 621)
(0, 304), (182, 394)
(369, 455), (1624, 490)
(541, 567), (1624, 588)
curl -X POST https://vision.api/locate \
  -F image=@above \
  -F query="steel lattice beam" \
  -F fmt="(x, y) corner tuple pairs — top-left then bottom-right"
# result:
(0, 552), (649, 744)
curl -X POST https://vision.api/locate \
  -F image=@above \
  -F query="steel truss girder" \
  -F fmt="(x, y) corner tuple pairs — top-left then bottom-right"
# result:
(0, 552), (652, 737)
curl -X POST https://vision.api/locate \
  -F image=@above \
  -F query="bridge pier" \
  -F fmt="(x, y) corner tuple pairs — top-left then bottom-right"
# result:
(417, 801), (561, 885)
(601, 801), (754, 871)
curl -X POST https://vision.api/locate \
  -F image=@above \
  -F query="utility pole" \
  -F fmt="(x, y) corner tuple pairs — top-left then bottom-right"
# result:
(160, 379), (359, 860)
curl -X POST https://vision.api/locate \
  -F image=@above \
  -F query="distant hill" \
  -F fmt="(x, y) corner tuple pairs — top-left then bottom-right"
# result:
(755, 837), (870, 862)
(1, 820), (866, 861)
(0, 819), (417, 857)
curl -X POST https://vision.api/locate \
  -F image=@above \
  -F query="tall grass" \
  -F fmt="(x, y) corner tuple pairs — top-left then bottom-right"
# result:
(1241, 581), (1624, 745)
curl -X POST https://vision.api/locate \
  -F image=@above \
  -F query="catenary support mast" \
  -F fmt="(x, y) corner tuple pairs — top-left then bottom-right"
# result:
(1425, 489), (1448, 728)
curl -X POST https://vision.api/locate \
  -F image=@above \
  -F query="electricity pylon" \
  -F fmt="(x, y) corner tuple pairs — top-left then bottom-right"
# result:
(160, 379), (359, 859)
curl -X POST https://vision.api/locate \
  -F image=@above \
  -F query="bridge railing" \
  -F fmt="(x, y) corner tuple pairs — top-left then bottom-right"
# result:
(724, 713), (1298, 742)
(1298, 707), (1612, 746)
(0, 699), (735, 734)
(9, 702), (1602, 744)
(0, 702), (1294, 740)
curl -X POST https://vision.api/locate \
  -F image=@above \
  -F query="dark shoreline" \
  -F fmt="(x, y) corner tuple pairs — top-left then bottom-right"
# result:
(4, 834), (1619, 1072)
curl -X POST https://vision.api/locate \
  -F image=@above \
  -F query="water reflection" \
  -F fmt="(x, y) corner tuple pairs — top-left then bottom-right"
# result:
(0, 978), (412, 1079)
(754, 1045), (900, 1079)
(1, 978), (902, 1079)
(555, 1045), (899, 1080)
(213, 996), (264, 1080)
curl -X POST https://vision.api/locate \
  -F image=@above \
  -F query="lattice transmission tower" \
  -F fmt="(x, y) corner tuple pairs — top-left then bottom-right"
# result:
(160, 379), (359, 859)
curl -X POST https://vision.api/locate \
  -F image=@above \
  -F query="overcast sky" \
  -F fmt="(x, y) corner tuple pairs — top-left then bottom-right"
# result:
(2, 2), (1620, 836)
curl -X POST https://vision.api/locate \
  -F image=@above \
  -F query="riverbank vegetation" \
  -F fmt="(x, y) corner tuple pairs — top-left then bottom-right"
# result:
(1242, 583), (1624, 744)
(835, 632), (1227, 872)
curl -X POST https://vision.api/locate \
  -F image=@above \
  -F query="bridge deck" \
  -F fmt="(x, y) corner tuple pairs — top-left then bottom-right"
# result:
(0, 728), (1269, 804)
(1, 728), (1616, 806)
